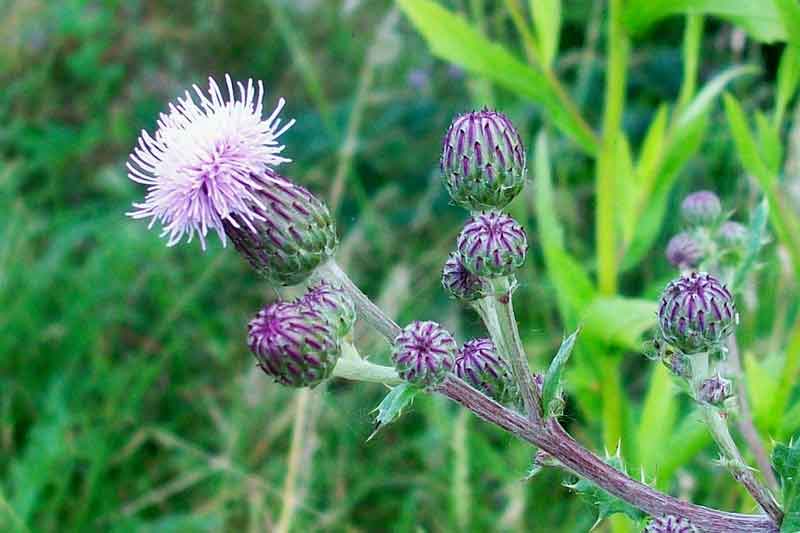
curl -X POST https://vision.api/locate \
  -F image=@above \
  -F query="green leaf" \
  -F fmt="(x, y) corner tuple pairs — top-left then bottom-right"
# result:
(565, 452), (647, 528)
(636, 365), (677, 485)
(636, 104), (669, 186)
(775, 44), (800, 126)
(397, 0), (597, 154)
(581, 297), (657, 350)
(744, 353), (780, 427)
(733, 197), (769, 291)
(541, 329), (580, 417)
(755, 110), (783, 172)
(368, 383), (420, 441)
(674, 64), (759, 130)
(772, 437), (800, 532)
(775, 0), (800, 47)
(615, 135), (637, 245)
(530, 0), (561, 68)
(723, 93), (775, 185)
(623, 0), (786, 43)
(533, 131), (596, 324)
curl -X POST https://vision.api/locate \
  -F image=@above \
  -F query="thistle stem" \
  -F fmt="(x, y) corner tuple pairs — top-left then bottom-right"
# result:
(316, 260), (402, 342)
(332, 344), (403, 385)
(690, 352), (783, 524)
(478, 276), (541, 422)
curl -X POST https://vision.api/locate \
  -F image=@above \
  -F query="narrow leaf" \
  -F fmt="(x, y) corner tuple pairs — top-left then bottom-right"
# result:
(733, 197), (769, 290)
(675, 64), (759, 130)
(368, 383), (420, 441)
(636, 365), (677, 485)
(541, 329), (580, 417)
(530, 0), (561, 68)
(398, 0), (597, 153)
(775, 44), (800, 126)
(723, 93), (775, 185)
(772, 437), (800, 531)
(581, 298), (657, 350)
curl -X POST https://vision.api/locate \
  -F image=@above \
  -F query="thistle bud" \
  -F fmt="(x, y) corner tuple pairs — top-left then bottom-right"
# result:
(666, 232), (702, 269)
(300, 281), (356, 337)
(248, 301), (340, 387)
(644, 515), (696, 533)
(441, 252), (490, 302)
(224, 172), (338, 286)
(457, 212), (528, 278)
(454, 338), (515, 403)
(658, 272), (738, 354)
(392, 321), (457, 388)
(717, 221), (748, 248)
(698, 374), (732, 406)
(681, 190), (722, 226)
(441, 109), (526, 211)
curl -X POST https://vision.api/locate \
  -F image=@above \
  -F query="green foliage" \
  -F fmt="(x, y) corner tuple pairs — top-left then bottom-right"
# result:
(541, 330), (580, 417)
(772, 438), (800, 531)
(368, 383), (421, 441)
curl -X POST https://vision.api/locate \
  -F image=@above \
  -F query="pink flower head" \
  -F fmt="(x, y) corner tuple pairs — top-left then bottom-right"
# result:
(127, 74), (295, 249)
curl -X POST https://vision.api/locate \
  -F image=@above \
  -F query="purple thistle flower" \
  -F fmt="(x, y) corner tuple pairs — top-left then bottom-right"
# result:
(681, 190), (722, 227)
(454, 338), (515, 403)
(222, 171), (338, 286)
(644, 515), (697, 533)
(657, 272), (738, 354)
(666, 232), (702, 269)
(441, 109), (526, 211)
(248, 300), (340, 388)
(441, 251), (490, 302)
(392, 321), (457, 388)
(717, 220), (748, 248)
(457, 212), (528, 278)
(300, 281), (356, 337)
(127, 74), (295, 250)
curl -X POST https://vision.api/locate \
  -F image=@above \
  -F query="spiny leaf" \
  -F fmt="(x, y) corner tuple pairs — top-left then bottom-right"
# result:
(541, 329), (580, 417)
(733, 197), (769, 291)
(565, 451), (647, 528)
(368, 383), (420, 441)
(772, 437), (800, 531)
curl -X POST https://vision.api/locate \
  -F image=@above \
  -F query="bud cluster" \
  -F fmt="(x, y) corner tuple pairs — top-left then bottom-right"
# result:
(247, 282), (355, 387)
(454, 338), (516, 403)
(392, 321), (457, 388)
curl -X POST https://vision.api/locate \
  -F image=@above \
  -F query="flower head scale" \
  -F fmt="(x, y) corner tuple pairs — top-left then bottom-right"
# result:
(441, 252), (490, 302)
(457, 212), (528, 278)
(658, 272), (738, 354)
(454, 338), (515, 403)
(248, 300), (340, 388)
(300, 281), (356, 337)
(392, 321), (457, 388)
(127, 74), (295, 249)
(644, 515), (697, 533)
(441, 109), (526, 211)
(223, 172), (338, 286)
(666, 232), (702, 269)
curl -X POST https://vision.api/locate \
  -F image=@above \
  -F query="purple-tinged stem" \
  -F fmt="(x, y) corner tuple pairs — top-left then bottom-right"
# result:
(437, 375), (779, 533)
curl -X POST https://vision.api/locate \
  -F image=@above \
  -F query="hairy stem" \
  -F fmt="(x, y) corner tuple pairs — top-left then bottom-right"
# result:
(316, 260), (402, 342)
(690, 352), (782, 524)
(483, 276), (541, 422)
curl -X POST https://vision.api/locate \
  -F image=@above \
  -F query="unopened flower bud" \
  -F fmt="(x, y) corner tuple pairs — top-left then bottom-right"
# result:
(698, 374), (732, 406)
(663, 350), (692, 379)
(666, 232), (702, 269)
(442, 252), (490, 301)
(248, 301), (341, 387)
(224, 172), (338, 286)
(644, 515), (696, 533)
(392, 321), (457, 388)
(658, 272), (738, 354)
(717, 221), (748, 248)
(441, 109), (526, 211)
(457, 212), (528, 278)
(681, 191), (722, 226)
(300, 281), (356, 337)
(454, 338), (515, 403)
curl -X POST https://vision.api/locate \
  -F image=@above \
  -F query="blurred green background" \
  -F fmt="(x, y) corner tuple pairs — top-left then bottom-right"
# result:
(3, 0), (800, 531)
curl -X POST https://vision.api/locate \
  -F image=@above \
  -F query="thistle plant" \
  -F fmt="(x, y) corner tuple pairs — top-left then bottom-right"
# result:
(127, 76), (794, 533)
